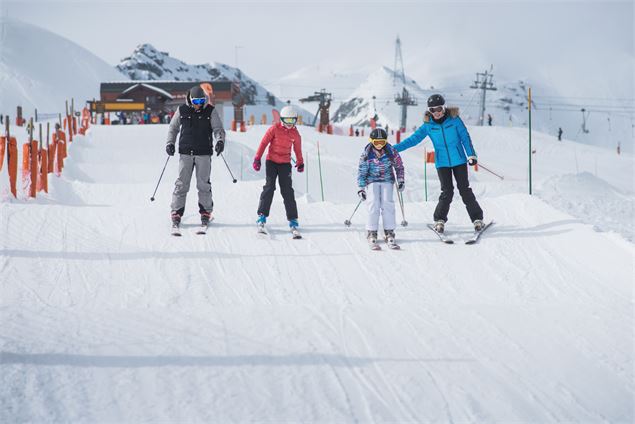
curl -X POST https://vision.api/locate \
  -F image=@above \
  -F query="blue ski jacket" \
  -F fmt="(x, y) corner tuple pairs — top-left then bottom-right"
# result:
(394, 112), (476, 168)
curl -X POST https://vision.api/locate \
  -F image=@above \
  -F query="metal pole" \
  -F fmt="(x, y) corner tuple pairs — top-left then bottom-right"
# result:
(317, 141), (324, 201)
(528, 87), (532, 195)
(240, 150), (243, 180)
(305, 151), (308, 195)
(424, 147), (428, 202)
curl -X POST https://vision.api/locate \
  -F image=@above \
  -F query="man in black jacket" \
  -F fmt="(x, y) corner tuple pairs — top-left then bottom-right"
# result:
(165, 85), (226, 226)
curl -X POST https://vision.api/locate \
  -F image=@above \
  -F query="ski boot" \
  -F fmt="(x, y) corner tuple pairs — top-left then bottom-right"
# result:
(434, 220), (445, 234)
(367, 230), (380, 250)
(171, 211), (182, 236)
(473, 219), (484, 232)
(200, 211), (212, 226)
(289, 219), (302, 239)
(256, 214), (267, 234)
(384, 229), (400, 249)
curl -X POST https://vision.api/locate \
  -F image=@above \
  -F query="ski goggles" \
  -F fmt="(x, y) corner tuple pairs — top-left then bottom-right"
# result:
(371, 138), (387, 149)
(191, 97), (206, 106)
(428, 105), (445, 113)
(281, 117), (297, 125)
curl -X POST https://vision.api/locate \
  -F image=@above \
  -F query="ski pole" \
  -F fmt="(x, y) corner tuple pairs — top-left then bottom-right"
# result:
(344, 199), (363, 227)
(477, 162), (504, 180)
(150, 155), (170, 202)
(395, 184), (408, 227)
(219, 152), (237, 183)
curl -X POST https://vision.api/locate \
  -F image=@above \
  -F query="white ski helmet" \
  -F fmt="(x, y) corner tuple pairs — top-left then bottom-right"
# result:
(280, 105), (298, 126)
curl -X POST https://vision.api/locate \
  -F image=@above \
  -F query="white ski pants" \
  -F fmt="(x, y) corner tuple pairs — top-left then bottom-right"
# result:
(366, 182), (396, 232)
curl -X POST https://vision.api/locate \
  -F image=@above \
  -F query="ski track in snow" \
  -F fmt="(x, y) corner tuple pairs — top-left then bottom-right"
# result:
(0, 124), (633, 422)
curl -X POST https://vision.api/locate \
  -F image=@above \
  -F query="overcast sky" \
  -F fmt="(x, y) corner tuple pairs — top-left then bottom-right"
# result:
(5, 0), (634, 99)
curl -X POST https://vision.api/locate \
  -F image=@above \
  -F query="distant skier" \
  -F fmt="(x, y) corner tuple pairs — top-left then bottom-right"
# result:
(252, 105), (304, 236)
(558, 127), (563, 141)
(165, 85), (225, 233)
(357, 128), (405, 250)
(487, 114), (493, 126)
(355, 128), (360, 137)
(394, 94), (484, 234)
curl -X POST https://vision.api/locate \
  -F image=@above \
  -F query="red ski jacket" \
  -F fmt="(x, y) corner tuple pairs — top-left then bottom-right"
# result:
(255, 123), (303, 165)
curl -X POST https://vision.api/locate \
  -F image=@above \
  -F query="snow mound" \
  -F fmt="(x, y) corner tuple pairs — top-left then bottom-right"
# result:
(538, 172), (634, 241)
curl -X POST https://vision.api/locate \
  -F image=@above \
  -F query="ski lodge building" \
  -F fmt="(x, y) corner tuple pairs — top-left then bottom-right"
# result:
(89, 80), (234, 118)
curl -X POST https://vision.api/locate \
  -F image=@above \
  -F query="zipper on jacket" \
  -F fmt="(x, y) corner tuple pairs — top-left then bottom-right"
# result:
(440, 124), (452, 166)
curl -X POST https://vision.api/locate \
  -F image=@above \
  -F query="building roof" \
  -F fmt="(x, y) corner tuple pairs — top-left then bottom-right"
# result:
(121, 83), (174, 99)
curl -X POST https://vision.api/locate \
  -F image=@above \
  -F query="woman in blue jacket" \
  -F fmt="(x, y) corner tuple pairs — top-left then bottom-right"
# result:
(394, 94), (484, 233)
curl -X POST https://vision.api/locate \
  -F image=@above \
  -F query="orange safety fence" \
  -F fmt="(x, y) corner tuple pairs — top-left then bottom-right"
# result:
(53, 130), (66, 175)
(29, 140), (38, 198)
(48, 137), (57, 173)
(37, 146), (48, 193)
(8, 137), (17, 197)
(0, 135), (5, 171)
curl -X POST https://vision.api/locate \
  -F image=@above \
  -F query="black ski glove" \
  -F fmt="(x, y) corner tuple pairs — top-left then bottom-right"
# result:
(166, 144), (175, 156)
(397, 182), (405, 192)
(468, 157), (477, 166)
(215, 139), (225, 156)
(358, 189), (367, 201)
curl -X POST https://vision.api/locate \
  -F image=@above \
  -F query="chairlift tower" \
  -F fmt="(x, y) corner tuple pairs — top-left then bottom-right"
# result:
(393, 35), (417, 130)
(299, 89), (332, 133)
(470, 66), (497, 126)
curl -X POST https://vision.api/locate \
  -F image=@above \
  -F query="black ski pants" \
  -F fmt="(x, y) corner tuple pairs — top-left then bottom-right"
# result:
(434, 164), (483, 223)
(257, 160), (298, 220)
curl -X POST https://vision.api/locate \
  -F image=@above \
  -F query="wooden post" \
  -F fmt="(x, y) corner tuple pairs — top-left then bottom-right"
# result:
(6, 116), (17, 197)
(29, 118), (37, 198)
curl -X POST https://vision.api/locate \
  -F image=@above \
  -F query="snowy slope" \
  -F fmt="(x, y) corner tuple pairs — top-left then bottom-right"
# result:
(263, 63), (372, 105)
(332, 66), (433, 129)
(0, 18), (127, 116)
(116, 44), (313, 126)
(1, 123), (633, 422)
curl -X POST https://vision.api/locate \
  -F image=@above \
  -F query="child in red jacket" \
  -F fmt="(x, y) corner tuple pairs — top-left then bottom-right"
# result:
(253, 106), (304, 232)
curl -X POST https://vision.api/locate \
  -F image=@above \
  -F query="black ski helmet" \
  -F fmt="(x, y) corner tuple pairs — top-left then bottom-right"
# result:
(427, 94), (445, 108)
(189, 85), (206, 99)
(369, 128), (388, 140)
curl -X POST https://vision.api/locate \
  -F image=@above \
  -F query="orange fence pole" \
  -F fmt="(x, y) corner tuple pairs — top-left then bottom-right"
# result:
(0, 135), (5, 171)
(29, 139), (37, 198)
(8, 136), (17, 197)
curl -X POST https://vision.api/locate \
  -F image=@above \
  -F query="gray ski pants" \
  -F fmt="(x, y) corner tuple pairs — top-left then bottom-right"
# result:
(170, 154), (213, 214)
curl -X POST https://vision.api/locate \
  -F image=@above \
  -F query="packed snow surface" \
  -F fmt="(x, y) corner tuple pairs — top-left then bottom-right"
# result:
(1, 122), (633, 422)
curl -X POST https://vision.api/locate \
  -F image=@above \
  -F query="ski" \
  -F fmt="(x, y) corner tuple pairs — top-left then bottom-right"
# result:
(465, 221), (494, 245)
(171, 224), (182, 237)
(291, 228), (302, 239)
(427, 224), (454, 244)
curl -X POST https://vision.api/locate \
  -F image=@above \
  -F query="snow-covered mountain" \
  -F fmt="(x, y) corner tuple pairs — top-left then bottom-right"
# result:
(331, 66), (433, 129)
(263, 63), (372, 106)
(116, 44), (313, 126)
(326, 64), (632, 153)
(0, 18), (127, 116)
